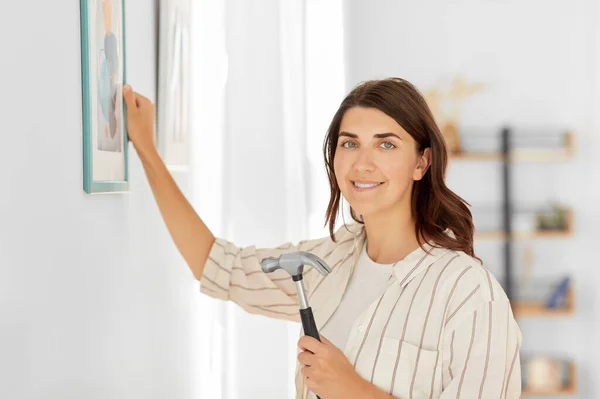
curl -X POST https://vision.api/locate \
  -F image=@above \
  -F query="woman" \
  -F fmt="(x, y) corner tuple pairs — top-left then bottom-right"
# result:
(123, 77), (522, 399)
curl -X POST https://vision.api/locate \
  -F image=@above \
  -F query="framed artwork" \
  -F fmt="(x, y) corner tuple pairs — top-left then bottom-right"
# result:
(157, 0), (191, 170)
(80, 0), (129, 194)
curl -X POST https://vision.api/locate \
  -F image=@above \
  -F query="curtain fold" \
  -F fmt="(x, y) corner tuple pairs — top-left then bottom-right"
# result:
(190, 1), (309, 398)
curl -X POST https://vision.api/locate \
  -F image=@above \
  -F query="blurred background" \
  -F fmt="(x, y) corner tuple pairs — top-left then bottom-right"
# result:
(1, 0), (598, 398)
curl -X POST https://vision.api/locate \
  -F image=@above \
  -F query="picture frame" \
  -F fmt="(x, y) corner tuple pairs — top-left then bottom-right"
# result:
(80, 0), (129, 194)
(157, 0), (191, 170)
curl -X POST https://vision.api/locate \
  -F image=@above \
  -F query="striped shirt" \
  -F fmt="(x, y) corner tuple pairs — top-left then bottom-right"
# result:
(200, 223), (523, 399)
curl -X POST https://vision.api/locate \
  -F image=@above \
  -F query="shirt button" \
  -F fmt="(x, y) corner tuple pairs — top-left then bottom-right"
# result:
(358, 325), (366, 333)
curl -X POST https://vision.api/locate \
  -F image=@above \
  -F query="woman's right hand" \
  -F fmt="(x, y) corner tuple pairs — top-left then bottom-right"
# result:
(123, 84), (157, 158)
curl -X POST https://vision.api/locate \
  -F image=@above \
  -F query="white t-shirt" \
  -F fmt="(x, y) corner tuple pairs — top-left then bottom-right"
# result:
(309, 240), (395, 398)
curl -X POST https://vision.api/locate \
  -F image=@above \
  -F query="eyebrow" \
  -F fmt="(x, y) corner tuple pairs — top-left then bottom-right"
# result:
(339, 131), (402, 140)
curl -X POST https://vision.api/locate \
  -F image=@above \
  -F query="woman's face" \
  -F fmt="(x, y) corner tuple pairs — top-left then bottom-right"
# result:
(333, 106), (429, 220)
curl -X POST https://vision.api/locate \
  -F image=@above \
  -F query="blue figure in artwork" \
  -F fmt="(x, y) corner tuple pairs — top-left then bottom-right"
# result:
(98, 0), (119, 142)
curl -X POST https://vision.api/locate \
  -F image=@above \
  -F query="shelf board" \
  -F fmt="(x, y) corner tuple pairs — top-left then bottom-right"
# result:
(522, 361), (577, 396)
(450, 131), (575, 162)
(512, 302), (574, 318)
(475, 209), (574, 240)
(475, 229), (572, 240)
(522, 386), (576, 396)
(451, 149), (573, 162)
(513, 284), (574, 318)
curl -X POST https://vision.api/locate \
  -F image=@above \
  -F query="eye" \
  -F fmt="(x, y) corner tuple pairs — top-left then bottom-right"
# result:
(380, 141), (396, 149)
(340, 140), (357, 149)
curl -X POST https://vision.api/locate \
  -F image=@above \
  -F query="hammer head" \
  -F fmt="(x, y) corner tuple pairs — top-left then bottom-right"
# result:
(260, 251), (331, 279)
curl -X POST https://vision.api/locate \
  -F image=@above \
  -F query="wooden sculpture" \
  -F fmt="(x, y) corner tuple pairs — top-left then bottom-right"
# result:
(423, 75), (485, 155)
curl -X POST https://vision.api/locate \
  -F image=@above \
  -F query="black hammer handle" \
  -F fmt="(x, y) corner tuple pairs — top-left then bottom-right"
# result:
(300, 307), (320, 342)
(299, 307), (322, 399)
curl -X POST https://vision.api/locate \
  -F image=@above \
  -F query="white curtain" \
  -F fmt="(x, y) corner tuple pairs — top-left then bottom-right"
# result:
(304, 0), (347, 238)
(189, 0), (228, 397)
(189, 1), (345, 398)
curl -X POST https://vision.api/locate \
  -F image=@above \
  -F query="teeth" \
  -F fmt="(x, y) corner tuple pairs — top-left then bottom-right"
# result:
(354, 182), (380, 188)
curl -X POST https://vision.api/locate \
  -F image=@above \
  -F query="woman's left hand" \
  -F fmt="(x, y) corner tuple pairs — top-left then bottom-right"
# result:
(298, 334), (369, 399)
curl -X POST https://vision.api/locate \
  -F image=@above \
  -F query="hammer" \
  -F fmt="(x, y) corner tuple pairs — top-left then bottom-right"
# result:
(261, 252), (331, 399)
(261, 251), (331, 341)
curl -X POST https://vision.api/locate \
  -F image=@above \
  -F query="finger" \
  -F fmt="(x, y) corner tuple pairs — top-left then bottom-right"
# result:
(304, 377), (317, 392)
(301, 365), (316, 380)
(298, 335), (323, 354)
(122, 84), (137, 110)
(134, 92), (152, 108)
(297, 350), (315, 366)
(319, 334), (332, 346)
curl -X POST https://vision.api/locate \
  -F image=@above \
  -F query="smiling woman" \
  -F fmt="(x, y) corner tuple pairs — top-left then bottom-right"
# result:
(123, 76), (522, 399)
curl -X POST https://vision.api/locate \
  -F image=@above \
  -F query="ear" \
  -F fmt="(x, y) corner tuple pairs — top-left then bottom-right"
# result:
(413, 147), (431, 181)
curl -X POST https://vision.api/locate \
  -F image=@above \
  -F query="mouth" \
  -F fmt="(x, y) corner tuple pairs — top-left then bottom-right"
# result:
(351, 181), (384, 191)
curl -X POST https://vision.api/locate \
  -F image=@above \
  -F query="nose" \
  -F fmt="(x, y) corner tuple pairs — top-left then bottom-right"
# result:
(353, 147), (376, 173)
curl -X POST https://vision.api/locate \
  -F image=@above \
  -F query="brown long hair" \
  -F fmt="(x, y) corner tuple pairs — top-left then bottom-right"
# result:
(323, 77), (478, 258)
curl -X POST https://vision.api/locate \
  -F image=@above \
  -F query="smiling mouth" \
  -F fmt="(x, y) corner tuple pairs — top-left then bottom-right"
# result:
(352, 181), (384, 189)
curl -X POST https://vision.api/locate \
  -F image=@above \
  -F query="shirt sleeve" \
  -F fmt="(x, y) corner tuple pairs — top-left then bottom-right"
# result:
(199, 236), (326, 322)
(440, 298), (523, 398)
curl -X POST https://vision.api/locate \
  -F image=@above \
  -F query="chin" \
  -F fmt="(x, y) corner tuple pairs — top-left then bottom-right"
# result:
(347, 196), (402, 220)
(346, 201), (379, 220)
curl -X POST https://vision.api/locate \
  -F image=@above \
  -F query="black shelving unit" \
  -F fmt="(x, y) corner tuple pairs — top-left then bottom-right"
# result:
(501, 127), (514, 300)
(452, 127), (576, 396)
(454, 127), (575, 301)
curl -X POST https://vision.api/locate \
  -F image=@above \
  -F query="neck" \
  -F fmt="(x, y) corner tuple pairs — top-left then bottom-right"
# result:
(362, 205), (420, 264)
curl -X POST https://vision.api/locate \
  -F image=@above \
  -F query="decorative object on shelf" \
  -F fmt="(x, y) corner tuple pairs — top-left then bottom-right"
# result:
(512, 276), (574, 317)
(80, 0), (129, 194)
(521, 243), (534, 293)
(525, 356), (563, 391)
(522, 357), (576, 396)
(536, 203), (570, 232)
(545, 276), (571, 309)
(157, 0), (191, 170)
(473, 205), (574, 240)
(423, 75), (485, 155)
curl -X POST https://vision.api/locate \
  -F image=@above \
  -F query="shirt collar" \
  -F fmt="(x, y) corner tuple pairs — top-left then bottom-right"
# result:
(350, 223), (452, 288)
(390, 242), (450, 287)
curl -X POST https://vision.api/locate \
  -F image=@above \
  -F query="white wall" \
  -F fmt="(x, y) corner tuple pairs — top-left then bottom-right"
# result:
(0, 1), (202, 397)
(343, 0), (600, 396)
